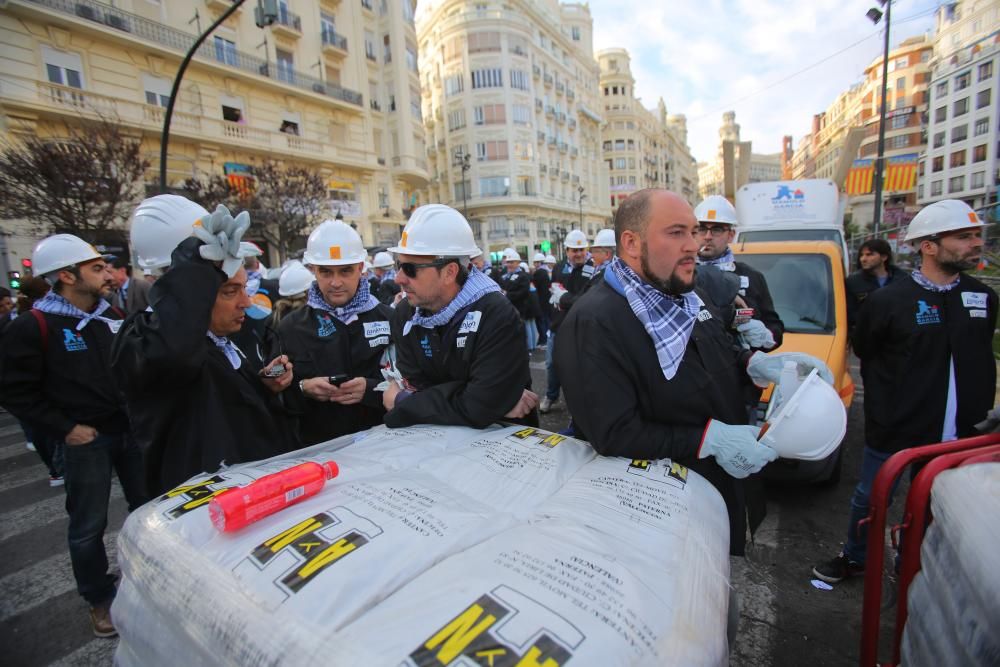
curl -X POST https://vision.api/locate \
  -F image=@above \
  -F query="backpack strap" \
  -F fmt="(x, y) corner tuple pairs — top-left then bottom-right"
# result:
(30, 308), (48, 350)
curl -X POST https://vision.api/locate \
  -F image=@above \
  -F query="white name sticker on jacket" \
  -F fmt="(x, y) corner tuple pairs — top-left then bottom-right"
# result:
(961, 292), (988, 309)
(458, 311), (482, 334)
(740, 275), (750, 289)
(369, 335), (390, 347)
(364, 321), (391, 338)
(456, 336), (467, 348)
(582, 265), (595, 278)
(697, 309), (713, 322)
(969, 309), (988, 319)
(106, 320), (123, 334)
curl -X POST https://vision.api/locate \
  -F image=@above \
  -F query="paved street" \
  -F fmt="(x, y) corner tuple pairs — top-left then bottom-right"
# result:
(0, 351), (897, 666)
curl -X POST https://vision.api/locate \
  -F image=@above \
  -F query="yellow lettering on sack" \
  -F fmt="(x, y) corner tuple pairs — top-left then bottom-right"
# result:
(511, 428), (538, 439)
(296, 537), (358, 579)
(475, 648), (507, 666)
(668, 461), (689, 483)
(629, 459), (650, 470)
(423, 604), (497, 663)
(516, 646), (562, 667)
(263, 517), (324, 554)
(540, 434), (565, 448)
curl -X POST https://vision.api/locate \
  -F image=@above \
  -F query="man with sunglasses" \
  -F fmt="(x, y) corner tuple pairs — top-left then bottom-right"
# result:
(382, 205), (538, 428)
(694, 195), (783, 351)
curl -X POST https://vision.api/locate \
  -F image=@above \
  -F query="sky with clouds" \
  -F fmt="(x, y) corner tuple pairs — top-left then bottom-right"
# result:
(586, 0), (941, 164)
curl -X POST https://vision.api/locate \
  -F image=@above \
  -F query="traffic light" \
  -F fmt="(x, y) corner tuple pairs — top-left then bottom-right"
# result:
(20, 258), (32, 278)
(8, 271), (21, 290)
(540, 240), (552, 253)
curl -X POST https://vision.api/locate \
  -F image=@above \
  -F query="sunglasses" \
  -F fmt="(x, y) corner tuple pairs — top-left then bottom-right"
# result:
(395, 259), (454, 278)
(696, 225), (732, 237)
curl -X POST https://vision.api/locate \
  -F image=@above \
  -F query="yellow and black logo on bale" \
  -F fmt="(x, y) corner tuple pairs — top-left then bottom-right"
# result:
(159, 475), (233, 519)
(409, 586), (582, 666)
(627, 459), (689, 489)
(507, 427), (566, 449)
(250, 512), (370, 594)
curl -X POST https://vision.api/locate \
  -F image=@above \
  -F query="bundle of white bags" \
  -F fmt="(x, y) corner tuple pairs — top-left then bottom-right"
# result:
(113, 424), (732, 666)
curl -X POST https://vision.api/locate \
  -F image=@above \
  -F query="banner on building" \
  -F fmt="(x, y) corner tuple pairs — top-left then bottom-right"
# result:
(846, 159), (874, 195)
(224, 162), (255, 198)
(883, 153), (919, 193)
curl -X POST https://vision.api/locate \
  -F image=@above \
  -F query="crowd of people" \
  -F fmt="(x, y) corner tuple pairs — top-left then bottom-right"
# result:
(0, 187), (994, 645)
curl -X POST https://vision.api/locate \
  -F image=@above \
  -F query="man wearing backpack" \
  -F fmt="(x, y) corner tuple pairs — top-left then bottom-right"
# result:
(0, 234), (147, 639)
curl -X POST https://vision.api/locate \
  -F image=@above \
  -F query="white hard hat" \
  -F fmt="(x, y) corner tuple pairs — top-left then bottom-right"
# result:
(592, 228), (616, 248)
(32, 234), (103, 276)
(278, 260), (313, 296)
(519, 261), (529, 271)
(759, 368), (847, 461)
(388, 204), (479, 257)
(904, 199), (985, 242)
(303, 220), (367, 266)
(504, 249), (522, 262)
(470, 247), (484, 259)
(545, 254), (557, 263)
(533, 252), (546, 263)
(694, 195), (738, 226)
(564, 229), (588, 248)
(372, 251), (394, 268)
(130, 194), (208, 270)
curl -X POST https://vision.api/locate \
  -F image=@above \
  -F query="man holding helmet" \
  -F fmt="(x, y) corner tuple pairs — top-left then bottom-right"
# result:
(277, 220), (393, 445)
(694, 195), (783, 351)
(0, 234), (147, 638)
(813, 199), (996, 584)
(128, 194), (209, 280)
(383, 204), (538, 428)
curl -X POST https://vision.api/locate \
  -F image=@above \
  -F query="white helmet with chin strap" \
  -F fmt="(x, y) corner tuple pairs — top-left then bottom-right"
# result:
(904, 199), (985, 242)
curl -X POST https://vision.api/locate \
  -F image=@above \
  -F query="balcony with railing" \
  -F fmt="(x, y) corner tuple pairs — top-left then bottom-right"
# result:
(543, 74), (554, 87)
(16, 0), (363, 107)
(205, 0), (242, 12)
(321, 29), (348, 56)
(555, 82), (565, 95)
(566, 88), (575, 101)
(537, 131), (546, 143)
(535, 98), (543, 111)
(558, 142), (568, 153)
(272, 6), (302, 38)
(532, 65), (541, 79)
(568, 119), (577, 130)
(547, 136), (557, 147)
(556, 112), (566, 124)
(545, 105), (555, 118)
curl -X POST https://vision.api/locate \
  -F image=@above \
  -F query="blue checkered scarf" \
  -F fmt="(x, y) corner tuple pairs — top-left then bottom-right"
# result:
(206, 331), (245, 369)
(380, 268), (397, 284)
(32, 292), (116, 331)
(307, 277), (380, 324)
(403, 266), (501, 336)
(607, 257), (703, 381)
(697, 248), (736, 272)
(911, 269), (959, 293)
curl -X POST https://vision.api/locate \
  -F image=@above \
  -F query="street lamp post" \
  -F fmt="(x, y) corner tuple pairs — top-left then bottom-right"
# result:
(867, 0), (892, 236)
(455, 151), (471, 218)
(577, 186), (586, 229)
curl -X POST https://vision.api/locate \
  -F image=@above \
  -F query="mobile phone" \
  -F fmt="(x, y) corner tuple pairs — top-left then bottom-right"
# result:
(328, 374), (350, 386)
(262, 363), (286, 378)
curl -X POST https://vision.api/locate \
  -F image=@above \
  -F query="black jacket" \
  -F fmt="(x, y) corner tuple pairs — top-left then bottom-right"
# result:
(386, 291), (532, 429)
(371, 274), (401, 305)
(0, 303), (128, 438)
(554, 279), (759, 555)
(845, 266), (907, 335)
(550, 259), (596, 331)
(500, 269), (532, 319)
(111, 238), (299, 495)
(275, 301), (392, 445)
(853, 273), (997, 453)
(532, 268), (552, 317)
(733, 261), (784, 349)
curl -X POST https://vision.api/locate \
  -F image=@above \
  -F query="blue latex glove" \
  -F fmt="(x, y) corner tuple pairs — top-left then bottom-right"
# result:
(737, 320), (776, 350)
(746, 351), (834, 388)
(698, 420), (778, 479)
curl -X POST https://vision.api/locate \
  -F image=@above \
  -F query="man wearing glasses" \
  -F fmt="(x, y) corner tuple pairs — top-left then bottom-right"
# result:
(694, 195), (783, 351)
(382, 205), (538, 428)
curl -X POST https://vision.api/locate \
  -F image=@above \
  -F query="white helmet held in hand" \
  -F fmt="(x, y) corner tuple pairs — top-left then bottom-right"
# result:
(130, 194), (209, 270)
(388, 204), (479, 257)
(758, 368), (847, 461)
(564, 229), (588, 249)
(694, 195), (738, 226)
(278, 260), (313, 296)
(32, 234), (103, 276)
(592, 228), (616, 248)
(303, 220), (367, 266)
(904, 199), (985, 242)
(372, 251), (394, 269)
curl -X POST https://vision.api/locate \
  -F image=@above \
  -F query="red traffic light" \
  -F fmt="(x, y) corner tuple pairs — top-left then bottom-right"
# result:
(21, 258), (31, 268)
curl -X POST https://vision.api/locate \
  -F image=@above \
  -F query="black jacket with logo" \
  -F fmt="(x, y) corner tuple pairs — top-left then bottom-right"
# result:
(0, 304), (128, 438)
(550, 259), (596, 331)
(852, 273), (997, 453)
(387, 291), (532, 428)
(111, 238), (299, 495)
(845, 266), (907, 336)
(275, 301), (392, 445)
(554, 279), (759, 555)
(733, 261), (784, 350)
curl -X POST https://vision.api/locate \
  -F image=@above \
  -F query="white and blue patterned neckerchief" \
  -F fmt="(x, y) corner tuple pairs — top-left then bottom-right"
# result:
(206, 331), (244, 369)
(911, 270), (960, 293)
(33, 292), (116, 331)
(696, 248), (736, 272)
(403, 265), (501, 336)
(607, 257), (703, 381)
(380, 268), (397, 284)
(307, 277), (379, 325)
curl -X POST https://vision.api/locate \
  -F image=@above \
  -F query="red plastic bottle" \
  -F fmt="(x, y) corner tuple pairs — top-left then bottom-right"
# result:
(209, 461), (339, 532)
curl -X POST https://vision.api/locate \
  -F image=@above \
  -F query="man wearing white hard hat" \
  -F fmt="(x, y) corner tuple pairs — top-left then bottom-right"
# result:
(500, 248), (532, 324)
(813, 199), (997, 585)
(694, 195), (783, 352)
(0, 233), (146, 638)
(112, 206), (298, 496)
(590, 228), (616, 282)
(129, 194), (209, 280)
(384, 204), (538, 427)
(369, 251), (401, 305)
(540, 229), (595, 413)
(276, 220), (393, 445)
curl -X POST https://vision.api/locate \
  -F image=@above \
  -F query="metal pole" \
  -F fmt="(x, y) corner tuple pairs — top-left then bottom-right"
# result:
(159, 0), (249, 192)
(871, 0), (891, 236)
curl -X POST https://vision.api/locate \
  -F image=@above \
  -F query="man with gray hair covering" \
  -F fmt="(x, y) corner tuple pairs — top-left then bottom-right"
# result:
(383, 205), (538, 428)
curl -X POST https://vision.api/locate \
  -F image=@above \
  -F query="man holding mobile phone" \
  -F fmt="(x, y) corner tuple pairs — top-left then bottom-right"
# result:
(275, 220), (393, 445)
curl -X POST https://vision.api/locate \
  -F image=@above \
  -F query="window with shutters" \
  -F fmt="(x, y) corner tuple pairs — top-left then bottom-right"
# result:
(471, 68), (503, 89)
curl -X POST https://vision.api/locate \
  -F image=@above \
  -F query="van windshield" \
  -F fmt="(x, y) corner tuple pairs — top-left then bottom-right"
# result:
(735, 253), (836, 334)
(738, 229), (844, 245)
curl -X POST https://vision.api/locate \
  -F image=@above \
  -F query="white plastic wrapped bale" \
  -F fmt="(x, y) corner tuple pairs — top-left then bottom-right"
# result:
(901, 463), (1000, 667)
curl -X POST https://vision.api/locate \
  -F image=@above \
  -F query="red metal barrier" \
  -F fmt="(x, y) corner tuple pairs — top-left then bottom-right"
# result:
(858, 433), (1000, 667)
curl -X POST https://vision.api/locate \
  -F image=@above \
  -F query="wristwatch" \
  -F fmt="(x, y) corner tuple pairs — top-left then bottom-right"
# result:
(298, 379), (308, 396)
